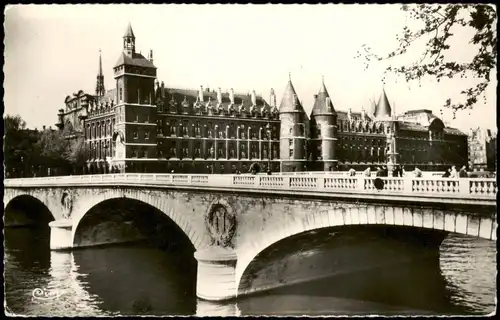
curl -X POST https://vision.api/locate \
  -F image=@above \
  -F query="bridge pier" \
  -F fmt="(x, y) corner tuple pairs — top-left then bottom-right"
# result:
(48, 219), (73, 251)
(194, 246), (238, 301)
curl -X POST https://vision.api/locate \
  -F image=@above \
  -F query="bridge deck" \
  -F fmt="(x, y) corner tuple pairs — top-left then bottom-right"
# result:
(5, 174), (497, 207)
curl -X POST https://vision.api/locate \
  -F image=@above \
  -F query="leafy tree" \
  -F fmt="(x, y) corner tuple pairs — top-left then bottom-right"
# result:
(36, 129), (71, 175)
(356, 4), (497, 116)
(64, 137), (89, 174)
(4, 115), (38, 177)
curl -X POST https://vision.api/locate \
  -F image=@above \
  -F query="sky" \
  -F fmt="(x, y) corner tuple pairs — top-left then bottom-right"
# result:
(3, 4), (497, 132)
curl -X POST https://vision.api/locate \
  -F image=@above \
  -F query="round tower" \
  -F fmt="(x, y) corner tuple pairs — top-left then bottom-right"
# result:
(279, 75), (308, 172)
(309, 78), (338, 171)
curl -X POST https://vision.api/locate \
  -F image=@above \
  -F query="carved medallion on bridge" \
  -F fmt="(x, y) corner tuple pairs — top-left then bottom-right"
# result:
(61, 191), (74, 219)
(205, 199), (236, 248)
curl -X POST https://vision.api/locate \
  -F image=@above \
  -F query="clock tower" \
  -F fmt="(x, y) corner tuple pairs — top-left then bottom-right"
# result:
(112, 23), (158, 173)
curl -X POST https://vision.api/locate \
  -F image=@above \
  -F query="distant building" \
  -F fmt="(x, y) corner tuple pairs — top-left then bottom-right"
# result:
(57, 23), (469, 174)
(468, 127), (497, 172)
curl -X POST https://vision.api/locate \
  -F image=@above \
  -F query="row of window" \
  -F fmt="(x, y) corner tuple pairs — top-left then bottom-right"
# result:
(336, 120), (386, 134)
(156, 120), (278, 140)
(157, 98), (279, 119)
(157, 141), (279, 160)
(86, 119), (115, 140)
(88, 140), (112, 159)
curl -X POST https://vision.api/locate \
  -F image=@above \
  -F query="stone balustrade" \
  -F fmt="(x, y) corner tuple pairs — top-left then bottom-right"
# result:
(4, 173), (497, 200)
(276, 171), (447, 178)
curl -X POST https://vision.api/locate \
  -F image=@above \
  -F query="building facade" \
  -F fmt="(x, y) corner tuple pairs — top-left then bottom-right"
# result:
(58, 23), (469, 174)
(468, 127), (497, 172)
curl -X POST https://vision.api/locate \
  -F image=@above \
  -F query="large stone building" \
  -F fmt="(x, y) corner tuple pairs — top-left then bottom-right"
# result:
(468, 127), (497, 172)
(58, 23), (469, 174)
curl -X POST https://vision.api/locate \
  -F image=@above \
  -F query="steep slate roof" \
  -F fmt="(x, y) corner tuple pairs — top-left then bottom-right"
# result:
(310, 81), (336, 116)
(279, 80), (306, 114)
(399, 122), (428, 132)
(374, 89), (392, 118)
(163, 87), (272, 113)
(444, 127), (467, 136)
(96, 89), (117, 104)
(336, 110), (371, 121)
(114, 52), (156, 68)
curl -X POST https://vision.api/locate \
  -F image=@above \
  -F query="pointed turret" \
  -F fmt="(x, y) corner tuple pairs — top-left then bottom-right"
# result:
(124, 22), (135, 39)
(374, 88), (392, 119)
(95, 49), (105, 97)
(123, 22), (136, 56)
(311, 77), (336, 116)
(279, 76), (305, 114)
(278, 74), (309, 172)
(309, 76), (338, 171)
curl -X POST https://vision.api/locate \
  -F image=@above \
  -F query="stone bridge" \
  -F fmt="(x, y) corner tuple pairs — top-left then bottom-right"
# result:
(3, 173), (497, 301)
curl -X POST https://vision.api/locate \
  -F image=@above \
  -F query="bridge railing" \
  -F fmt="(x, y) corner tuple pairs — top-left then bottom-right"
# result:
(4, 174), (497, 199)
(278, 171), (445, 178)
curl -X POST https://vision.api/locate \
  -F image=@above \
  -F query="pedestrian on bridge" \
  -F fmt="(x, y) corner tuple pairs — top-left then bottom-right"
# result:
(348, 168), (356, 176)
(414, 167), (423, 178)
(442, 168), (451, 178)
(363, 167), (371, 177)
(459, 165), (468, 178)
(392, 165), (403, 177)
(450, 166), (458, 178)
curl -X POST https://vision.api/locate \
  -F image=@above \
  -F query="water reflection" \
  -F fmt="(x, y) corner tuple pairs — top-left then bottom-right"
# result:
(196, 299), (241, 316)
(440, 235), (497, 314)
(72, 244), (197, 315)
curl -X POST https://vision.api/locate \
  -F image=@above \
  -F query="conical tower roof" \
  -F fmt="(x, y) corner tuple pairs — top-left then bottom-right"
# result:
(124, 22), (135, 38)
(374, 88), (392, 119)
(311, 78), (336, 116)
(279, 77), (306, 114)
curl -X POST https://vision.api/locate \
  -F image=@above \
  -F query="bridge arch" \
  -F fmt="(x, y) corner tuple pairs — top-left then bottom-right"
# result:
(4, 194), (55, 227)
(234, 205), (496, 292)
(70, 189), (208, 250)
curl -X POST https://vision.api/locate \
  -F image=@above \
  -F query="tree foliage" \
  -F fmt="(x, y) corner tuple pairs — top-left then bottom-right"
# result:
(65, 137), (89, 172)
(4, 114), (91, 176)
(355, 4), (497, 115)
(4, 115), (39, 177)
(36, 129), (70, 167)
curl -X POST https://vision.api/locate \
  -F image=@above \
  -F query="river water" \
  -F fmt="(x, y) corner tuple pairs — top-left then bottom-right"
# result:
(4, 225), (496, 316)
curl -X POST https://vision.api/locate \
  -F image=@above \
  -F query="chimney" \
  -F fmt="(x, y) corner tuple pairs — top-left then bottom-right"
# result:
(230, 88), (235, 104)
(251, 90), (257, 106)
(217, 87), (222, 103)
(161, 81), (165, 98)
(270, 88), (276, 108)
(199, 86), (204, 102)
(149, 49), (153, 63)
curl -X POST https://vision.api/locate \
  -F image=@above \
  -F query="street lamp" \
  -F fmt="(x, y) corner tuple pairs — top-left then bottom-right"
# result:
(266, 123), (271, 173)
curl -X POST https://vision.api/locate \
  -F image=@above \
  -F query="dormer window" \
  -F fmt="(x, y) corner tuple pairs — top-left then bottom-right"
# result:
(169, 96), (178, 113)
(182, 96), (189, 113)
